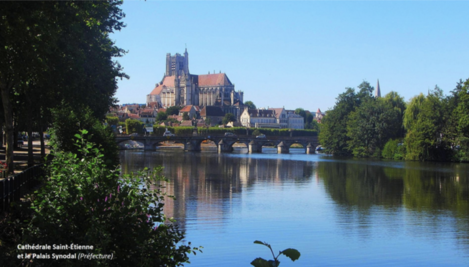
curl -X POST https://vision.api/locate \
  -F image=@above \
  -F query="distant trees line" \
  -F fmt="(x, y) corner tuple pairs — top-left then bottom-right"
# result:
(319, 79), (469, 162)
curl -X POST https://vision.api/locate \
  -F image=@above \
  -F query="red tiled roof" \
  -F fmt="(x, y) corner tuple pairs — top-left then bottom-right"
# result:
(150, 76), (176, 95)
(198, 73), (232, 87)
(180, 105), (193, 112)
(128, 114), (140, 119)
(158, 108), (166, 113)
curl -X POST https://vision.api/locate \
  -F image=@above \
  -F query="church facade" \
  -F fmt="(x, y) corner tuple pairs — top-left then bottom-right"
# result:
(147, 50), (244, 116)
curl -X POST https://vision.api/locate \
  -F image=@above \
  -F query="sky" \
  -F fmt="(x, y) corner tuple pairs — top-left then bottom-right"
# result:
(111, 0), (469, 112)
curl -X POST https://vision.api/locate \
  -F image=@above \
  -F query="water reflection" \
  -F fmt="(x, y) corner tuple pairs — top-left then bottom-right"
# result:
(120, 150), (469, 266)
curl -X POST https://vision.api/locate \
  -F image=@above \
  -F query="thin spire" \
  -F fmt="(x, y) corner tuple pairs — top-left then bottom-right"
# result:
(375, 79), (381, 98)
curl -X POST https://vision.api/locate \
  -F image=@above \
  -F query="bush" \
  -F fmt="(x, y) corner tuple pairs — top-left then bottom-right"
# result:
(125, 119), (144, 135)
(50, 106), (119, 167)
(19, 130), (200, 266)
(382, 139), (405, 160)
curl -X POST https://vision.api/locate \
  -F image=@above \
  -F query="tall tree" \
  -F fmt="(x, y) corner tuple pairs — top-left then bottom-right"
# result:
(403, 87), (445, 160)
(0, 1), (126, 172)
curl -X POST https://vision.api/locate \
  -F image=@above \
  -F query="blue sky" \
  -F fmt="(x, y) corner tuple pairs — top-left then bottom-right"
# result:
(112, 0), (469, 112)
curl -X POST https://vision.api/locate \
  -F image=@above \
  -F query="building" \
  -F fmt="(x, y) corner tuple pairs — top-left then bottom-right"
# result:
(147, 49), (244, 118)
(240, 108), (279, 128)
(285, 110), (304, 129)
(200, 106), (225, 126)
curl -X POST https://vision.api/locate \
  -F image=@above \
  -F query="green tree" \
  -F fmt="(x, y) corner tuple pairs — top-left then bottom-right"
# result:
(19, 130), (200, 266)
(166, 106), (182, 116)
(319, 87), (361, 155)
(346, 91), (406, 157)
(0, 1), (127, 173)
(452, 79), (469, 161)
(106, 116), (119, 127)
(182, 112), (190, 120)
(156, 111), (168, 122)
(125, 119), (144, 135)
(294, 108), (306, 118)
(50, 105), (119, 167)
(222, 113), (235, 125)
(244, 101), (256, 110)
(403, 87), (446, 161)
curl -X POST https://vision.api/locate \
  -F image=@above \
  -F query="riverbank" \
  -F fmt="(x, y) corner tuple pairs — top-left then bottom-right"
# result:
(0, 140), (50, 175)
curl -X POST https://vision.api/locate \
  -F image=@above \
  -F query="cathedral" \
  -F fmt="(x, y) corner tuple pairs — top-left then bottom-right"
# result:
(147, 49), (244, 115)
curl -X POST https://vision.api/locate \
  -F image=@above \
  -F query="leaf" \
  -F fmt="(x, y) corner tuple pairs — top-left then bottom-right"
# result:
(251, 258), (271, 267)
(281, 248), (301, 261)
(254, 240), (270, 248)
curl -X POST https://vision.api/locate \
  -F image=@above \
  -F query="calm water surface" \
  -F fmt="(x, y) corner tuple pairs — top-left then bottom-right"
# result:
(120, 147), (469, 266)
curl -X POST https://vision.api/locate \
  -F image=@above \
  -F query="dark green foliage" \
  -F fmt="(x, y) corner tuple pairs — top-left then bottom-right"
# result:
(382, 139), (405, 160)
(182, 112), (190, 120)
(125, 119), (144, 135)
(319, 86), (364, 155)
(222, 113), (235, 125)
(251, 240), (300, 267)
(403, 88), (448, 161)
(156, 111), (168, 121)
(346, 93), (406, 157)
(320, 81), (406, 158)
(252, 129), (262, 136)
(49, 106), (119, 167)
(166, 106), (182, 116)
(16, 130), (200, 266)
(244, 101), (256, 109)
(294, 108), (306, 118)
(106, 116), (119, 127)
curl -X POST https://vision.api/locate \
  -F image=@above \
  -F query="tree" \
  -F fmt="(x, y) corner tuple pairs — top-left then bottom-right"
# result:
(182, 112), (190, 120)
(294, 108), (306, 118)
(346, 91), (406, 157)
(244, 101), (256, 110)
(125, 119), (144, 135)
(222, 113), (235, 125)
(156, 111), (168, 122)
(0, 1), (127, 173)
(20, 131), (200, 266)
(403, 87), (446, 161)
(319, 87), (360, 155)
(50, 105), (119, 167)
(166, 106), (182, 116)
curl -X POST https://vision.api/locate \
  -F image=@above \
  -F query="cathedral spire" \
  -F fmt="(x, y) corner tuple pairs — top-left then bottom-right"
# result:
(375, 79), (381, 98)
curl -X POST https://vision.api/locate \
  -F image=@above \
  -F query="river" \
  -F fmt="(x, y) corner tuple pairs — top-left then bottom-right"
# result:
(119, 147), (469, 266)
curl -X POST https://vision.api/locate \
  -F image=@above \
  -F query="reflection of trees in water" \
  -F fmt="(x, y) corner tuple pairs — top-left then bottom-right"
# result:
(119, 151), (315, 232)
(318, 159), (469, 252)
(318, 161), (404, 208)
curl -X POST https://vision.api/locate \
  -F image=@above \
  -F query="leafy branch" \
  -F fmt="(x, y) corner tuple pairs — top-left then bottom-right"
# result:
(251, 240), (300, 267)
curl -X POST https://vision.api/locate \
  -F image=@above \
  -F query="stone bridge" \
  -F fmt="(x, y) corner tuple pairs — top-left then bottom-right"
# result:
(115, 134), (319, 154)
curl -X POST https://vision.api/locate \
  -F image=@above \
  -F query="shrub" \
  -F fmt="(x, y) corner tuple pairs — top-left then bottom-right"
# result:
(382, 139), (405, 160)
(19, 130), (201, 266)
(50, 106), (119, 167)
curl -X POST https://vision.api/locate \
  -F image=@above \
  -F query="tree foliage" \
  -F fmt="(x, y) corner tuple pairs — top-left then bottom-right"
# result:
(125, 119), (144, 135)
(222, 113), (235, 125)
(15, 130), (200, 266)
(0, 1), (127, 173)
(244, 101), (256, 110)
(50, 105), (119, 167)
(166, 106), (182, 116)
